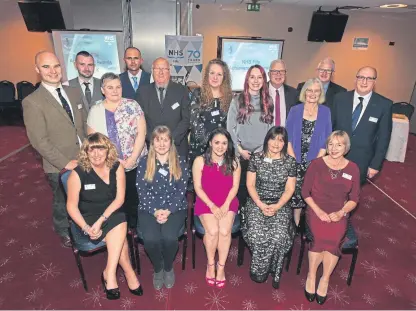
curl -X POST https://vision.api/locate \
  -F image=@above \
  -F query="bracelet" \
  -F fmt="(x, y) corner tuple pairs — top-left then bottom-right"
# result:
(101, 214), (108, 221)
(82, 224), (90, 235)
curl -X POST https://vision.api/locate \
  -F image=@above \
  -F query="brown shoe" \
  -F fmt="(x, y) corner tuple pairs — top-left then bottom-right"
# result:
(60, 235), (72, 248)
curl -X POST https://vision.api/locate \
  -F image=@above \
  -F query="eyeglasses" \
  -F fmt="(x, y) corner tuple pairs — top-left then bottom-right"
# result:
(153, 67), (170, 73)
(269, 70), (286, 76)
(317, 68), (333, 74)
(356, 76), (376, 82)
(305, 89), (321, 95)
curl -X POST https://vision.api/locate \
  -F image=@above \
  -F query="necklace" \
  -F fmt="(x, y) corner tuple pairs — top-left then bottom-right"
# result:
(327, 157), (344, 179)
(305, 104), (317, 117)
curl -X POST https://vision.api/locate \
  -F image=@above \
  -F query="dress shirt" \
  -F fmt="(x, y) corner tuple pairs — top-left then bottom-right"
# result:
(353, 91), (373, 125)
(323, 82), (329, 94)
(269, 83), (287, 126)
(155, 83), (168, 104)
(78, 77), (94, 97)
(128, 70), (143, 90)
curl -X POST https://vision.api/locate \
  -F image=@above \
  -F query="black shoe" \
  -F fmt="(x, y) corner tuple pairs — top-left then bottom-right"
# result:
(304, 289), (316, 302)
(60, 235), (72, 248)
(316, 293), (327, 305)
(272, 280), (280, 289)
(129, 285), (143, 296)
(101, 273), (120, 300)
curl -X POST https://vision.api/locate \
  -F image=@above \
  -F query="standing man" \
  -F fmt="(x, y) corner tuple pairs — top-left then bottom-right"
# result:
(137, 57), (190, 155)
(332, 66), (392, 184)
(120, 47), (151, 100)
(68, 51), (103, 112)
(23, 51), (87, 247)
(268, 60), (298, 126)
(297, 57), (346, 110)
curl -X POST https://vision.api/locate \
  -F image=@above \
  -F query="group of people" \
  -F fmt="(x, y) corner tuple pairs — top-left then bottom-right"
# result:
(22, 46), (393, 303)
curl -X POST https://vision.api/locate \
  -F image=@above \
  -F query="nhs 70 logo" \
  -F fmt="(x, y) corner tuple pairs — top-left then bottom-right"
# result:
(187, 50), (201, 62)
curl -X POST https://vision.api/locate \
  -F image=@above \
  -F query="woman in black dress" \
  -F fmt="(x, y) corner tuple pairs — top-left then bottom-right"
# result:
(66, 133), (142, 300)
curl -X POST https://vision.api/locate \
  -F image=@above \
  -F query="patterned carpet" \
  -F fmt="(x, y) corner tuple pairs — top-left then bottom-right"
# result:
(0, 126), (28, 159)
(0, 133), (416, 310)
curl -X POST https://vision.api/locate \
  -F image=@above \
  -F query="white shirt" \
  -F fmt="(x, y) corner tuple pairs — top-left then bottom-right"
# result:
(353, 91), (373, 125)
(269, 83), (287, 126)
(128, 70), (142, 89)
(78, 77), (94, 97)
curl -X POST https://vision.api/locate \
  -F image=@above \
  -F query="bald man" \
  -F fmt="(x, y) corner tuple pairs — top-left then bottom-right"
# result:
(23, 51), (87, 247)
(332, 66), (393, 184)
(297, 58), (346, 110)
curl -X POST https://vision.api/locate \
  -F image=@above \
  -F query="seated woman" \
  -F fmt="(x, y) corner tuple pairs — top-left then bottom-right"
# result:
(301, 130), (360, 305)
(192, 127), (240, 288)
(66, 133), (142, 300)
(136, 125), (188, 290)
(241, 126), (296, 288)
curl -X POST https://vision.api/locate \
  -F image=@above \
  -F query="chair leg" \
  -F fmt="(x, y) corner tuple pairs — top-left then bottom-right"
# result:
(73, 250), (88, 292)
(192, 230), (196, 269)
(237, 234), (245, 267)
(136, 243), (141, 276)
(182, 234), (187, 271)
(347, 248), (358, 286)
(296, 238), (306, 275)
(285, 246), (294, 272)
(127, 231), (136, 271)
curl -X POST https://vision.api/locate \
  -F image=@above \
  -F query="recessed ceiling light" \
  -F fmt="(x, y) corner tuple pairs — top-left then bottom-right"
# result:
(379, 4), (408, 8)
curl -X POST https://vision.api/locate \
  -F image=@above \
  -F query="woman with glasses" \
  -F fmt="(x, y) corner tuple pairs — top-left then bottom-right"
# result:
(286, 78), (332, 227)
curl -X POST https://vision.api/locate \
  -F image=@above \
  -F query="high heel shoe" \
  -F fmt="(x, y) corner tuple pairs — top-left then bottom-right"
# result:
(205, 263), (216, 287)
(316, 278), (328, 305)
(101, 272), (120, 300)
(304, 289), (316, 302)
(215, 262), (226, 289)
(129, 285), (143, 296)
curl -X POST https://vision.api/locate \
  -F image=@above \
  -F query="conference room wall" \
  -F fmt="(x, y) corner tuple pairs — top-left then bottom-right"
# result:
(193, 3), (416, 103)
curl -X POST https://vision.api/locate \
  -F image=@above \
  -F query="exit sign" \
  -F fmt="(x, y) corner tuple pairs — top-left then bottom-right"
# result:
(247, 3), (260, 11)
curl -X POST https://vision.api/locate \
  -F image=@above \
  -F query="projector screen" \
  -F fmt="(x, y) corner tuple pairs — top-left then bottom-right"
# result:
(217, 37), (284, 91)
(52, 30), (125, 82)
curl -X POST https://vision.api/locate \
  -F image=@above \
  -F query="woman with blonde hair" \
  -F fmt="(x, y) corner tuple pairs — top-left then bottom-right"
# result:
(67, 133), (142, 300)
(136, 126), (189, 290)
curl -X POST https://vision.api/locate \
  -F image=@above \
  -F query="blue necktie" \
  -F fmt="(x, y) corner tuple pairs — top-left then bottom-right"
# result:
(132, 77), (138, 91)
(56, 88), (74, 124)
(352, 96), (364, 131)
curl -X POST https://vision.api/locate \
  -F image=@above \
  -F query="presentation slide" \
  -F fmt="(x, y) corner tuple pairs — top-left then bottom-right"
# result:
(52, 31), (124, 81)
(219, 38), (284, 91)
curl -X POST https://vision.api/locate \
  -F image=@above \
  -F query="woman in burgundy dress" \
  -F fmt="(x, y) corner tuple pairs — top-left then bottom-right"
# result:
(301, 130), (360, 305)
(193, 128), (241, 288)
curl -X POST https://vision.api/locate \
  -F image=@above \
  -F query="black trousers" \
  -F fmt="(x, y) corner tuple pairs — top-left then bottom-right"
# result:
(137, 210), (186, 272)
(46, 173), (69, 237)
(237, 157), (250, 208)
(124, 168), (139, 228)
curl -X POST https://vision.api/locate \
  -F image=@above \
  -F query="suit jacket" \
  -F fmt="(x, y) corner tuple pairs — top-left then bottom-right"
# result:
(297, 81), (346, 110)
(120, 70), (151, 100)
(22, 85), (88, 174)
(68, 77), (103, 112)
(332, 90), (393, 182)
(136, 81), (190, 155)
(283, 84), (298, 115)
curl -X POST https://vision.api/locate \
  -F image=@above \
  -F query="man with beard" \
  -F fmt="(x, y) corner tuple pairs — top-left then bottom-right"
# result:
(68, 51), (103, 112)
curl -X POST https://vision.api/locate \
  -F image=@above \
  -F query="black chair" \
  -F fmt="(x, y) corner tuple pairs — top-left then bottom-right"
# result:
(0, 80), (16, 110)
(296, 213), (358, 286)
(392, 102), (414, 120)
(16, 81), (36, 101)
(60, 170), (137, 291)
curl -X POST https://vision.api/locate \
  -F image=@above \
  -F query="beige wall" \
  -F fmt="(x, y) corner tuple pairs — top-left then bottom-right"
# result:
(193, 3), (416, 102)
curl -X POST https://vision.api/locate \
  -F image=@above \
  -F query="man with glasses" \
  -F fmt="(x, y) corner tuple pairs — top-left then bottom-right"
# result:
(297, 57), (346, 110)
(120, 47), (151, 100)
(137, 57), (190, 155)
(268, 60), (297, 126)
(332, 66), (393, 184)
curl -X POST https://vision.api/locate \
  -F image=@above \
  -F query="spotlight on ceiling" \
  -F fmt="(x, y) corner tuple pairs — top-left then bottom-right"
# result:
(379, 3), (408, 8)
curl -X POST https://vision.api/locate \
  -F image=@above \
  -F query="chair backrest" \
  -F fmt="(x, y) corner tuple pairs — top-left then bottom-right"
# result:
(16, 81), (36, 100)
(0, 80), (16, 103)
(392, 102), (415, 120)
(60, 170), (71, 194)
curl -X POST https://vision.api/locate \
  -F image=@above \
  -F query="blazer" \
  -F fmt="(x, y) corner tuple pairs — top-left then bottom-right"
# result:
(286, 103), (332, 163)
(22, 85), (88, 174)
(332, 90), (393, 181)
(68, 77), (103, 112)
(120, 70), (151, 100)
(137, 81), (190, 155)
(297, 81), (346, 110)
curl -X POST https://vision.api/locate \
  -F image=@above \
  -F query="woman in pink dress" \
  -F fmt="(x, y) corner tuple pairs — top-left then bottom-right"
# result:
(192, 127), (241, 288)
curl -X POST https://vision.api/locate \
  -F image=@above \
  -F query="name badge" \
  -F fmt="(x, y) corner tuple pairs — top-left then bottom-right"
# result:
(84, 184), (96, 190)
(171, 103), (180, 110)
(342, 173), (352, 180)
(264, 157), (272, 163)
(369, 117), (378, 123)
(158, 168), (168, 176)
(211, 110), (220, 116)
(77, 104), (83, 110)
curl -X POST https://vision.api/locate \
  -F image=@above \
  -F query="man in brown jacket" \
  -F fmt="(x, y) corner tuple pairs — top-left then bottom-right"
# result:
(23, 51), (87, 247)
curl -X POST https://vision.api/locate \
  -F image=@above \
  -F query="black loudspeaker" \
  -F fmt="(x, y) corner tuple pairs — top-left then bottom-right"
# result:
(307, 10), (348, 43)
(18, 1), (66, 32)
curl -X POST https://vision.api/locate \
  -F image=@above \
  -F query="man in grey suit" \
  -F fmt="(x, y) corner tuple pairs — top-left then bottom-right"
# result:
(137, 57), (190, 155)
(332, 66), (392, 184)
(268, 59), (298, 126)
(23, 51), (87, 247)
(67, 51), (103, 112)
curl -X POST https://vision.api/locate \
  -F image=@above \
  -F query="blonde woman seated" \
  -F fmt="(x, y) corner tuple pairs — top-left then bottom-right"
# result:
(66, 133), (142, 300)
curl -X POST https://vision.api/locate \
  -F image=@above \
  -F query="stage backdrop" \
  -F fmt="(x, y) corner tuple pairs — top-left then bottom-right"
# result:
(165, 35), (203, 86)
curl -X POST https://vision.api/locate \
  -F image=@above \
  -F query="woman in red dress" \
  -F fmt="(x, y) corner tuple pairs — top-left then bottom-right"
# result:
(301, 130), (360, 305)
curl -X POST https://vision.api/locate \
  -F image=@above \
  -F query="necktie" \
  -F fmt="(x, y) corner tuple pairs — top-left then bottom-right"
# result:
(275, 90), (281, 126)
(56, 88), (74, 124)
(159, 87), (165, 106)
(352, 96), (364, 131)
(83, 82), (92, 106)
(132, 76), (138, 91)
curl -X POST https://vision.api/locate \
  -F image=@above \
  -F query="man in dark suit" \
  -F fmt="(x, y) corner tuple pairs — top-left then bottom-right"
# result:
(137, 57), (190, 155)
(268, 59), (297, 126)
(297, 57), (346, 110)
(120, 47), (151, 100)
(23, 51), (87, 247)
(332, 66), (393, 184)
(67, 51), (103, 112)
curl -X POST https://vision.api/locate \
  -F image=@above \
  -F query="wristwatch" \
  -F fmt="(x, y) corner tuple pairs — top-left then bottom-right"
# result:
(341, 208), (347, 217)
